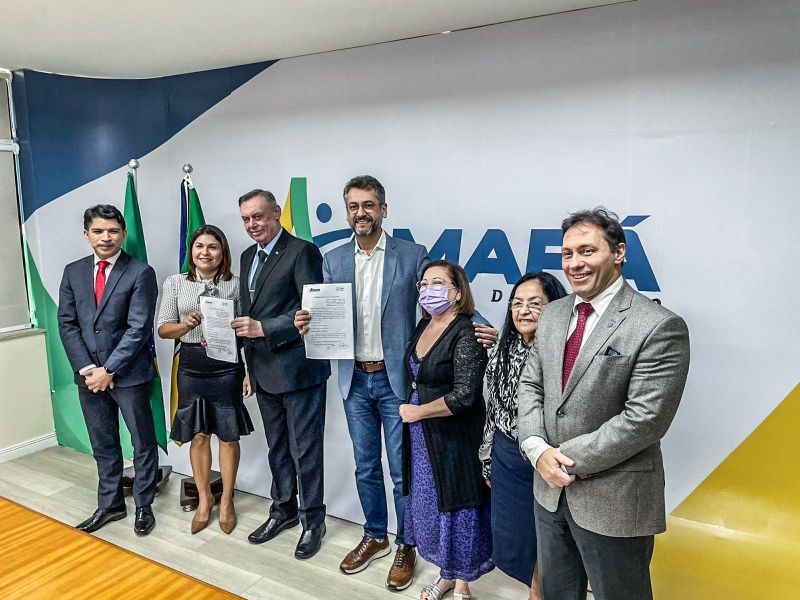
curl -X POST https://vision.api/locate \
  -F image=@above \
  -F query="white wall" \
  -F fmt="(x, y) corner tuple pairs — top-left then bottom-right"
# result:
(0, 329), (56, 461)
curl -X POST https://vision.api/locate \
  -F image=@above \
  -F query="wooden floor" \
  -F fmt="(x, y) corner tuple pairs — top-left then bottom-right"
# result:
(0, 497), (236, 599)
(0, 446), (537, 599)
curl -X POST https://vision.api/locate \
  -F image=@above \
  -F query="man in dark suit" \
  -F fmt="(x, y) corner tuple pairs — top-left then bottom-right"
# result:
(517, 208), (690, 600)
(57, 204), (159, 536)
(233, 189), (330, 559)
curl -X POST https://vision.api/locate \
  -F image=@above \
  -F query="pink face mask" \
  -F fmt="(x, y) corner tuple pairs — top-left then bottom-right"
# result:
(418, 286), (454, 315)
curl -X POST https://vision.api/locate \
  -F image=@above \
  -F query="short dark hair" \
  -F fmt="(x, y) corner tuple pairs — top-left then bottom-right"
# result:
(238, 189), (277, 207)
(491, 272), (568, 401)
(83, 204), (126, 230)
(420, 260), (475, 319)
(343, 175), (385, 205)
(186, 224), (234, 284)
(561, 207), (625, 251)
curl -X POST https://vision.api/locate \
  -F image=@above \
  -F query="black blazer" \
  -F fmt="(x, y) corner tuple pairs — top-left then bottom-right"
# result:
(402, 314), (488, 512)
(57, 251), (158, 387)
(239, 229), (331, 395)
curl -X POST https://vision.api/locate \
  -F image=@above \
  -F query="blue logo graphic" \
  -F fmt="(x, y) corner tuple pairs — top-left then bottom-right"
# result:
(311, 202), (660, 293)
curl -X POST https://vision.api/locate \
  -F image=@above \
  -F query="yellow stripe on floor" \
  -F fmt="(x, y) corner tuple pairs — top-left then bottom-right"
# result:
(652, 384), (800, 599)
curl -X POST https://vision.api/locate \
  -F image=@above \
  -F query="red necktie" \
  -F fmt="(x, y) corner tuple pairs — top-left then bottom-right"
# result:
(95, 260), (110, 306)
(562, 302), (594, 389)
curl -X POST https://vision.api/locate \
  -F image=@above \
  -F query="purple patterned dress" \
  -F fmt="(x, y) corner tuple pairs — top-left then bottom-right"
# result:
(404, 353), (494, 581)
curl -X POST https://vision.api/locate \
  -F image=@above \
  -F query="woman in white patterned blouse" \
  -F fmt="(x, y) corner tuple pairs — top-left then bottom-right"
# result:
(157, 224), (253, 535)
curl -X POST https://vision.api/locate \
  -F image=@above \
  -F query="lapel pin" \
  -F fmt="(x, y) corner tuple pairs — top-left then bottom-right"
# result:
(607, 320), (615, 328)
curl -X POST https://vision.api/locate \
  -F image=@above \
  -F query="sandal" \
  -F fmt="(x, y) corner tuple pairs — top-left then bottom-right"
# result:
(420, 576), (459, 600)
(420, 576), (445, 600)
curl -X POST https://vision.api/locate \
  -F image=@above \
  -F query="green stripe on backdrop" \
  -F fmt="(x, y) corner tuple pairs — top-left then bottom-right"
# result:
(289, 177), (312, 242)
(26, 243), (93, 455)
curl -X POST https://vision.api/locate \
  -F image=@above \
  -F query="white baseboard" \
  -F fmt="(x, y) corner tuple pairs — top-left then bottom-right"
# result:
(0, 433), (58, 463)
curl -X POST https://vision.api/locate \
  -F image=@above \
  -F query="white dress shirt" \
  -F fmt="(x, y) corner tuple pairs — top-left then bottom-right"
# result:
(521, 275), (625, 468)
(93, 250), (121, 290)
(354, 231), (386, 361)
(79, 251), (122, 375)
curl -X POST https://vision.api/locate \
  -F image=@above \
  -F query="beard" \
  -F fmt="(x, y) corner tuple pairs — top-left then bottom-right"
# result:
(352, 218), (379, 237)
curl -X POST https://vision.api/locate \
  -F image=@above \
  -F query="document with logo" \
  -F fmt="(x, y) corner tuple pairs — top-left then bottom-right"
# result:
(302, 283), (354, 360)
(199, 296), (238, 363)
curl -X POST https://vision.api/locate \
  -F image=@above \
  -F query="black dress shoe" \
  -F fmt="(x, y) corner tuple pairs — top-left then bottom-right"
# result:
(75, 505), (127, 533)
(134, 506), (156, 536)
(248, 515), (300, 544)
(295, 522), (326, 559)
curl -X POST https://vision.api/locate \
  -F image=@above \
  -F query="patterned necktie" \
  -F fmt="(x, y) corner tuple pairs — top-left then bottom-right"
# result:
(562, 301), (594, 389)
(249, 249), (268, 300)
(95, 260), (110, 306)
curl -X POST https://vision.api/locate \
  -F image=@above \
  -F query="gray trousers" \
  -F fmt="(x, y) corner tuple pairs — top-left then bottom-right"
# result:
(535, 493), (654, 600)
(78, 382), (159, 509)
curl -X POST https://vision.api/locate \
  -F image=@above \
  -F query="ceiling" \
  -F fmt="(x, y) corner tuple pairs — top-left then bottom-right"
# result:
(0, 0), (628, 78)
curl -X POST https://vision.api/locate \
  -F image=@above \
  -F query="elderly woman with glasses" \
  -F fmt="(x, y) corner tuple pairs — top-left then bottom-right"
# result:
(478, 272), (568, 600)
(156, 224), (254, 535)
(399, 260), (493, 600)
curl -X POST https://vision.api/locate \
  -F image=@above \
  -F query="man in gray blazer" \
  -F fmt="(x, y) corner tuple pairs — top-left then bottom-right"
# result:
(517, 208), (690, 600)
(58, 204), (159, 536)
(295, 175), (496, 590)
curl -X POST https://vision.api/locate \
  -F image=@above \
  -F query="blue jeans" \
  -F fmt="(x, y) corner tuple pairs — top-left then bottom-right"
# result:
(343, 368), (406, 545)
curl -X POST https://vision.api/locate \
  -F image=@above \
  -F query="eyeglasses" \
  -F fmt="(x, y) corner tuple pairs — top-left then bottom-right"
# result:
(509, 299), (543, 312)
(346, 201), (382, 214)
(416, 279), (458, 292)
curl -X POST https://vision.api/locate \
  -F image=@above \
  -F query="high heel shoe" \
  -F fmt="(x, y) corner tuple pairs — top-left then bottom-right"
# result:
(219, 501), (237, 534)
(190, 498), (215, 535)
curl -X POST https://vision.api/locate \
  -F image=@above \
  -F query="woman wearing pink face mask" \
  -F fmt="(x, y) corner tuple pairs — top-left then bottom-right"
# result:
(399, 260), (493, 600)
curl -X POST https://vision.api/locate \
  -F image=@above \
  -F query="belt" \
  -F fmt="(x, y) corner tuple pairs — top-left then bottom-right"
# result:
(355, 360), (385, 373)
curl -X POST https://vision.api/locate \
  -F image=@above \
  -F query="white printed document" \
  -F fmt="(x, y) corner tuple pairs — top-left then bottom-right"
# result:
(302, 283), (354, 360)
(199, 296), (238, 363)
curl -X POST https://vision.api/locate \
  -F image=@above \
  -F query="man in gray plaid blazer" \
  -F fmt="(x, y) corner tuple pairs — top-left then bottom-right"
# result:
(517, 208), (690, 600)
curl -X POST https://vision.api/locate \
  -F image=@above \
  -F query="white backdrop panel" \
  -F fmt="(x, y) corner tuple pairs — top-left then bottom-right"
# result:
(27, 0), (800, 527)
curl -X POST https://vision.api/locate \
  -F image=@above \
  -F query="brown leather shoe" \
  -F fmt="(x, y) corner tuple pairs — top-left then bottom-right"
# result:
(386, 544), (416, 591)
(339, 536), (391, 574)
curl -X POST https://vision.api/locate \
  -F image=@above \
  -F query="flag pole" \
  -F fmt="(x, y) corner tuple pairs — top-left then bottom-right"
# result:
(120, 157), (173, 495)
(128, 158), (139, 188)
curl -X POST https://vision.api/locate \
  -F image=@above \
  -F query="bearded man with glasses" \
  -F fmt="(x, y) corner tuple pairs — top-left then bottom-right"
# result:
(295, 175), (496, 590)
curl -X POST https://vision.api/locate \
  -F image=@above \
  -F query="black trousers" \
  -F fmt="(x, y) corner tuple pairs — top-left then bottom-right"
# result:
(78, 382), (159, 509)
(256, 381), (326, 529)
(535, 493), (654, 600)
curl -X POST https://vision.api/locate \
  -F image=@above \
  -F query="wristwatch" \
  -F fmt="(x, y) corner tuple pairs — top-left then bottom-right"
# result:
(103, 367), (115, 377)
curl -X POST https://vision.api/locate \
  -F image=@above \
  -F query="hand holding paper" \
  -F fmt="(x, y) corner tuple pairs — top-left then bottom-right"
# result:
(301, 284), (354, 360)
(200, 296), (238, 363)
